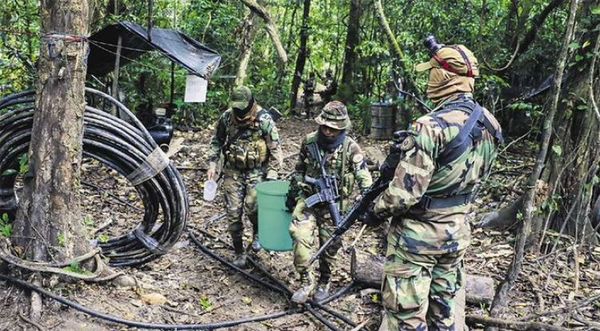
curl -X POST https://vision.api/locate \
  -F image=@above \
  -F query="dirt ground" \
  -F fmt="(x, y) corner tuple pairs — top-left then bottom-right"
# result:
(0, 117), (599, 330)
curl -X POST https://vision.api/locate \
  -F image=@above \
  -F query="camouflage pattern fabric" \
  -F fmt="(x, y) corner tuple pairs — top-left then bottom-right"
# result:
(289, 198), (342, 279)
(222, 168), (262, 240)
(208, 106), (282, 238)
(379, 247), (465, 331)
(289, 132), (372, 281)
(374, 95), (502, 330)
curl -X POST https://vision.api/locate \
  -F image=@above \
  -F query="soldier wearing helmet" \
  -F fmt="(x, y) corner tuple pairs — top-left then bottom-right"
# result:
(207, 85), (283, 268)
(286, 100), (373, 303)
(362, 37), (504, 330)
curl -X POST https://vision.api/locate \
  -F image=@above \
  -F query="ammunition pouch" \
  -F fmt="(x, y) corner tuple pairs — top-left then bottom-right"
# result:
(225, 139), (268, 170)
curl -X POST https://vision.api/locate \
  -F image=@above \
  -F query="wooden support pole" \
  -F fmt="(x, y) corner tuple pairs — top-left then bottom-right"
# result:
(111, 35), (122, 116)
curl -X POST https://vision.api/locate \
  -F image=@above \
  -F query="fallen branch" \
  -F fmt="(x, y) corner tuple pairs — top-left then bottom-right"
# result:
(466, 314), (569, 331)
(18, 311), (44, 331)
(523, 293), (600, 322)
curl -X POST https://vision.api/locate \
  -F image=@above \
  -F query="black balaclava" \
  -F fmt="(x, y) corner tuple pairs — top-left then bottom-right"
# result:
(317, 126), (346, 152)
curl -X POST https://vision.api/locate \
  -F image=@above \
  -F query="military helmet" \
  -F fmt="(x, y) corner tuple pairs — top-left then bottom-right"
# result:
(415, 45), (479, 78)
(315, 101), (351, 130)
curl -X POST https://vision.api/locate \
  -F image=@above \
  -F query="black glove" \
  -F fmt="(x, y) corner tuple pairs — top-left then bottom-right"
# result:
(359, 205), (386, 227)
(285, 193), (297, 212)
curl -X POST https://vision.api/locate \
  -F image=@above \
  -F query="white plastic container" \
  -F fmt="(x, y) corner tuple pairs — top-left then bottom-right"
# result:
(203, 180), (218, 201)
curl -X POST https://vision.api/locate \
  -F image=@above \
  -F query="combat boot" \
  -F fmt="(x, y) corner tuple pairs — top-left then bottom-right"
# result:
(232, 235), (248, 268)
(233, 254), (247, 268)
(250, 218), (262, 252)
(251, 235), (262, 252)
(313, 281), (330, 302)
(291, 272), (316, 304)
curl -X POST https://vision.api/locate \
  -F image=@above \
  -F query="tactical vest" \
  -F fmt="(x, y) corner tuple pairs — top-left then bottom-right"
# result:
(223, 109), (269, 170)
(417, 96), (503, 210)
(302, 134), (356, 204)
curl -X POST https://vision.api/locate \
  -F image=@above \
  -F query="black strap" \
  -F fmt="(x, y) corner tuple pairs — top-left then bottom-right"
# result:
(307, 142), (325, 168)
(436, 100), (482, 167)
(417, 193), (472, 210)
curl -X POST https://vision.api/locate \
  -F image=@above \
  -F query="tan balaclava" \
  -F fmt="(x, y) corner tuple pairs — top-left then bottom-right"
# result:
(415, 45), (480, 105)
(230, 85), (258, 124)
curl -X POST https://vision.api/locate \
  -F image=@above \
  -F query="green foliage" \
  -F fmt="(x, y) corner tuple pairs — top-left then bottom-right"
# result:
(1, 169), (17, 177)
(346, 96), (377, 135)
(18, 153), (29, 175)
(65, 261), (91, 275)
(97, 234), (110, 243)
(0, 0), (575, 130)
(0, 213), (12, 238)
(57, 233), (66, 247)
(199, 296), (213, 311)
(83, 215), (94, 227)
(551, 145), (562, 157)
(0, 0), (39, 96)
(540, 194), (561, 214)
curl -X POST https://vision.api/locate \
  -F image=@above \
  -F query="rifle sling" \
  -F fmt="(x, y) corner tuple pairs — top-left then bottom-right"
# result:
(339, 137), (349, 212)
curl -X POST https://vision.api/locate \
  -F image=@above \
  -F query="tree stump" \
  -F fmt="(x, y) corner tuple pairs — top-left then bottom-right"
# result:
(351, 249), (494, 330)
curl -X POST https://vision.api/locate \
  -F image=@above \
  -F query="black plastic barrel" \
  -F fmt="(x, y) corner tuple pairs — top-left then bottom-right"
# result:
(370, 103), (396, 140)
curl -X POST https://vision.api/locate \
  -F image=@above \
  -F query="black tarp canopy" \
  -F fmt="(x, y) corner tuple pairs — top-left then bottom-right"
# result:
(87, 21), (220, 78)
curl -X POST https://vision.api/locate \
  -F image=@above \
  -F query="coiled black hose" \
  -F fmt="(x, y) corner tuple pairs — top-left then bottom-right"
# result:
(0, 88), (189, 267)
(0, 89), (364, 331)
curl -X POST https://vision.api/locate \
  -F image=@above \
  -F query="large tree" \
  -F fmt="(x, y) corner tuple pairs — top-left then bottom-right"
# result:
(289, 0), (311, 110)
(13, 0), (92, 264)
(339, 0), (362, 103)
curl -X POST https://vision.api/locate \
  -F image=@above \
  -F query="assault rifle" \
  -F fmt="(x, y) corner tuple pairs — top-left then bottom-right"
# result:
(304, 143), (342, 227)
(306, 131), (410, 265)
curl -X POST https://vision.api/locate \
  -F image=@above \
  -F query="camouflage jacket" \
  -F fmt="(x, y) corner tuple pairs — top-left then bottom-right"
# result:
(208, 106), (282, 178)
(374, 95), (502, 254)
(291, 132), (373, 211)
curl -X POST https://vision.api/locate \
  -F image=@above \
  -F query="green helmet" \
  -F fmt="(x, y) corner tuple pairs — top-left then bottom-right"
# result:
(315, 101), (351, 130)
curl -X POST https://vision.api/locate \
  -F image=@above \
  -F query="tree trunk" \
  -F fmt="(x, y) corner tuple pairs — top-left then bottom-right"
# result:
(13, 0), (91, 263)
(372, 0), (420, 99)
(235, 11), (260, 86)
(489, 0), (580, 321)
(536, 5), (600, 249)
(289, 0), (311, 111)
(339, 0), (361, 103)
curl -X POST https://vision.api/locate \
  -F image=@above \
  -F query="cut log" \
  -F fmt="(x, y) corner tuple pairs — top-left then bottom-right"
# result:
(351, 250), (495, 305)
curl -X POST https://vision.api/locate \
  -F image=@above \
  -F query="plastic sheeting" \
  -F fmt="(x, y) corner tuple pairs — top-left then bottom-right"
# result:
(88, 21), (220, 78)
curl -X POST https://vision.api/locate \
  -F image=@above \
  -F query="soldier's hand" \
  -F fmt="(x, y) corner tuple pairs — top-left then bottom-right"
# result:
(265, 170), (278, 181)
(285, 193), (297, 213)
(207, 162), (217, 181)
(359, 205), (386, 227)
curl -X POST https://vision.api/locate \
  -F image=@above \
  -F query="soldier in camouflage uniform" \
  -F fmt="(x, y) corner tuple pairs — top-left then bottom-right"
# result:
(287, 101), (373, 303)
(364, 43), (503, 330)
(207, 86), (283, 268)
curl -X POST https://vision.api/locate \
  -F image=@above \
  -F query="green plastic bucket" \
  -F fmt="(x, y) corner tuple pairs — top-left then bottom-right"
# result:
(256, 180), (293, 251)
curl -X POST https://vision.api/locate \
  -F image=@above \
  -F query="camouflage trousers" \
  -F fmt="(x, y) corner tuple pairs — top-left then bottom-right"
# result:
(222, 169), (263, 240)
(288, 199), (342, 282)
(379, 227), (465, 331)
